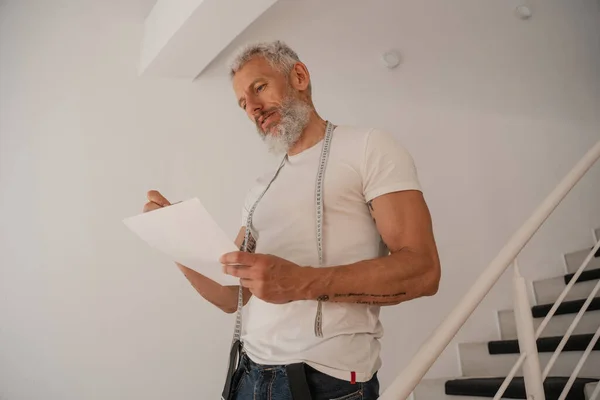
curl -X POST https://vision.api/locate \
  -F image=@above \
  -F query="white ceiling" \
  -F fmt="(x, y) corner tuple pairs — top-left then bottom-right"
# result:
(138, 0), (158, 18)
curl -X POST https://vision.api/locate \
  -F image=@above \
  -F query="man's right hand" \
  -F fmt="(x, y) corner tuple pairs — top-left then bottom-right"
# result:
(143, 190), (171, 213)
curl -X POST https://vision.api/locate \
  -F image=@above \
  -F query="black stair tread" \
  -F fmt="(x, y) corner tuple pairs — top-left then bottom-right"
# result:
(445, 377), (598, 399)
(532, 297), (600, 318)
(564, 268), (600, 285)
(488, 333), (600, 354)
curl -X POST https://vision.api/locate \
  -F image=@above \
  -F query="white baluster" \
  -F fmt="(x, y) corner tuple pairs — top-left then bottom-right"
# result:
(513, 260), (545, 399)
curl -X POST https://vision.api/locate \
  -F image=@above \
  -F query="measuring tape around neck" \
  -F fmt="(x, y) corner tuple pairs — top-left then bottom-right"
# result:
(233, 120), (335, 345)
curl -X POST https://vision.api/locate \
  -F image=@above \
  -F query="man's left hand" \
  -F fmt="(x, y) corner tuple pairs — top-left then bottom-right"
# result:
(220, 252), (310, 304)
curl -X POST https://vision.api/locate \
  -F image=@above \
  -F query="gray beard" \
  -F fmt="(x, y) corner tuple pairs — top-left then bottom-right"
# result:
(256, 96), (312, 155)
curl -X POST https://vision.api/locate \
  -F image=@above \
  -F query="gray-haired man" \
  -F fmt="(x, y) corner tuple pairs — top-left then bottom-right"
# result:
(144, 41), (441, 400)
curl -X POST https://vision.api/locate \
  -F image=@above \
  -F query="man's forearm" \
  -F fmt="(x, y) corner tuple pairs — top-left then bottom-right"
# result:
(302, 249), (440, 306)
(177, 264), (250, 313)
(176, 226), (251, 313)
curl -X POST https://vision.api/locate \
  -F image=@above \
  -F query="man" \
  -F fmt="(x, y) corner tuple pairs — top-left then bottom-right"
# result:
(143, 41), (440, 400)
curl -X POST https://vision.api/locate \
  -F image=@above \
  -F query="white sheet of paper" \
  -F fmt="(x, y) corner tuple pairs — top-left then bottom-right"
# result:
(123, 198), (239, 286)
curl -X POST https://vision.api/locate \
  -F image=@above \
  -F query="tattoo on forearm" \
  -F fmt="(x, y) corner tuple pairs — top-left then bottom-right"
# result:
(316, 293), (406, 305)
(317, 292), (406, 306)
(333, 292), (406, 298)
(356, 300), (400, 305)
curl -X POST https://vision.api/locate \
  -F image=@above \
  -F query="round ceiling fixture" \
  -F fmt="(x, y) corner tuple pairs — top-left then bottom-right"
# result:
(515, 5), (532, 20)
(382, 50), (402, 69)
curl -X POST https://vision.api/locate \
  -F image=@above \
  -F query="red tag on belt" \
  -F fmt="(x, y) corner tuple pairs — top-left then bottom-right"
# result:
(351, 371), (356, 385)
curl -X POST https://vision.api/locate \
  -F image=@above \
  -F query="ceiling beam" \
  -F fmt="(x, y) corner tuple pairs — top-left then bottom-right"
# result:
(139, 0), (279, 80)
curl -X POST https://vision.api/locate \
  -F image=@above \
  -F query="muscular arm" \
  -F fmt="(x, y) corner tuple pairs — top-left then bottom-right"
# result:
(177, 226), (252, 313)
(304, 190), (441, 306)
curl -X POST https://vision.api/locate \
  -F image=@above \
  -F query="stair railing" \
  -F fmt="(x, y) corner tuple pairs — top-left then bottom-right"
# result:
(547, 241), (600, 400)
(542, 243), (600, 380)
(511, 260), (545, 398)
(492, 238), (600, 400)
(379, 139), (600, 400)
(559, 324), (600, 400)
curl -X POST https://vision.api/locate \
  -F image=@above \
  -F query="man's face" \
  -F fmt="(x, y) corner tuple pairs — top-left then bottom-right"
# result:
(232, 56), (312, 154)
(232, 57), (290, 136)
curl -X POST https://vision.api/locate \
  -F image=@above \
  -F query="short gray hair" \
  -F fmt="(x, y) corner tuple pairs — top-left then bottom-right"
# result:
(229, 40), (302, 79)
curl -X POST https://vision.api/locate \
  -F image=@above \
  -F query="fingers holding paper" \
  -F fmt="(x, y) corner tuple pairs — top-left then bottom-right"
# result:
(220, 252), (309, 304)
(143, 190), (171, 212)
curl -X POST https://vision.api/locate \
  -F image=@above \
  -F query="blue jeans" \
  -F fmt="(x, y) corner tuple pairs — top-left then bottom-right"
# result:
(231, 353), (379, 400)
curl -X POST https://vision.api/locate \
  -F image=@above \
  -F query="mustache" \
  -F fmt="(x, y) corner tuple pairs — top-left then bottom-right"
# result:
(254, 108), (279, 127)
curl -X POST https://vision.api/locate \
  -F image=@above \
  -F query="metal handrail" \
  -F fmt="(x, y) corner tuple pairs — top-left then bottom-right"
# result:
(379, 139), (600, 400)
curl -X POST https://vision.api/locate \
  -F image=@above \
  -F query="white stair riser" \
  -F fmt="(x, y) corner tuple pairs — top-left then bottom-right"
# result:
(534, 277), (599, 304)
(414, 378), (599, 400)
(498, 309), (600, 340)
(586, 382), (597, 399)
(565, 248), (600, 274)
(413, 378), (514, 400)
(459, 342), (600, 378)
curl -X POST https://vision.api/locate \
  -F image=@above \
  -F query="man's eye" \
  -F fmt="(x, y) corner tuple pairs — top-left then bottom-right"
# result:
(256, 84), (266, 93)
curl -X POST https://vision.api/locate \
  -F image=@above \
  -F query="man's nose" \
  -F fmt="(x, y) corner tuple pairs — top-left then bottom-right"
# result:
(247, 98), (262, 118)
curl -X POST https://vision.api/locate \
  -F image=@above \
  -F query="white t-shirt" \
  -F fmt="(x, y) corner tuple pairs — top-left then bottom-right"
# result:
(240, 125), (421, 382)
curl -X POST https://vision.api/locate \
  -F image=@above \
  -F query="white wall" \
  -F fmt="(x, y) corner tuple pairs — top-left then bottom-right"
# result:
(1, 0), (599, 399)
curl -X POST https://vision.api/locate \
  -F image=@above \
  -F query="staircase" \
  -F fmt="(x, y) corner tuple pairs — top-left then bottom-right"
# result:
(379, 142), (600, 400)
(413, 228), (600, 400)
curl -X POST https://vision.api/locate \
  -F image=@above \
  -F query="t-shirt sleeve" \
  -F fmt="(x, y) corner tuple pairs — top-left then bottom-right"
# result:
(361, 128), (421, 202)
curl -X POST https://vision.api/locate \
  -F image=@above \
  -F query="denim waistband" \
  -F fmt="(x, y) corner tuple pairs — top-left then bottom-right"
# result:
(241, 352), (292, 372)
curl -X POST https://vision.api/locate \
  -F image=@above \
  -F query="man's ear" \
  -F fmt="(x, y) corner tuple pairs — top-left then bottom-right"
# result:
(290, 62), (311, 92)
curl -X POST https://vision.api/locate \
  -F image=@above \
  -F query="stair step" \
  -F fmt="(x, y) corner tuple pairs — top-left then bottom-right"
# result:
(459, 342), (600, 378)
(532, 297), (600, 318)
(488, 334), (600, 354)
(565, 248), (600, 274)
(564, 268), (600, 285)
(445, 377), (598, 400)
(499, 309), (600, 340)
(414, 378), (514, 400)
(534, 276), (598, 304)
(414, 378), (600, 400)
